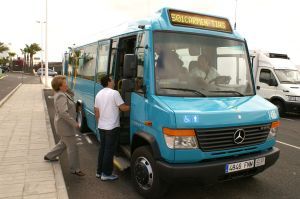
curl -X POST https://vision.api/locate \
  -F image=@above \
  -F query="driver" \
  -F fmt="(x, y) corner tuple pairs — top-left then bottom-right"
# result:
(191, 54), (218, 83)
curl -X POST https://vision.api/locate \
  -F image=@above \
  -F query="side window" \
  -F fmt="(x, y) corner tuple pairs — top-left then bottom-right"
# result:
(96, 42), (110, 83)
(135, 33), (145, 92)
(259, 69), (276, 84)
(76, 44), (97, 80)
(259, 69), (270, 84)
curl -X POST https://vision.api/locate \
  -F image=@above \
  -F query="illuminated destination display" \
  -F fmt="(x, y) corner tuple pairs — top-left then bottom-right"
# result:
(169, 10), (232, 33)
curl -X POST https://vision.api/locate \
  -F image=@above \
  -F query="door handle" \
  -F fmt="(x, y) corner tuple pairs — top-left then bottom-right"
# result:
(256, 86), (260, 90)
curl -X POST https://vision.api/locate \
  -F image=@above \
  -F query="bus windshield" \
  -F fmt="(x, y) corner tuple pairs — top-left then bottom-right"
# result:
(275, 69), (300, 84)
(154, 32), (254, 97)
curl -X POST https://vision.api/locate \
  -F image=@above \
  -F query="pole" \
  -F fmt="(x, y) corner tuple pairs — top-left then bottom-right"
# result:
(234, 0), (238, 30)
(40, 22), (43, 77)
(37, 21), (44, 77)
(45, 0), (49, 88)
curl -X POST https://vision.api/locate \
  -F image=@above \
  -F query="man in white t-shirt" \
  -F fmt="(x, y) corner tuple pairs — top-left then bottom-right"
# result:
(94, 75), (130, 181)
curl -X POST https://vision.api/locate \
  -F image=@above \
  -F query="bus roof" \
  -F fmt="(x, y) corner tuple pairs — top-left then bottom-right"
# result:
(74, 7), (244, 47)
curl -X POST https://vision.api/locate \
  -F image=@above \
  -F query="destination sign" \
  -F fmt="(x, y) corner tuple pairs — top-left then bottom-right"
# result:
(169, 10), (232, 33)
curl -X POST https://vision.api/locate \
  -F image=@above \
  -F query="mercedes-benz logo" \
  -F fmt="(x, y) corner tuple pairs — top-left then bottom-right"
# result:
(233, 129), (246, 144)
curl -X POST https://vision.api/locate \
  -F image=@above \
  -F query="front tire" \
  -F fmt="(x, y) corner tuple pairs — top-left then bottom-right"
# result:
(131, 146), (168, 199)
(272, 99), (285, 116)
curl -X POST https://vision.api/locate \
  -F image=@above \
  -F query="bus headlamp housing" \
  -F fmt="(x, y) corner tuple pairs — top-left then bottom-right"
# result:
(163, 128), (198, 149)
(268, 121), (280, 139)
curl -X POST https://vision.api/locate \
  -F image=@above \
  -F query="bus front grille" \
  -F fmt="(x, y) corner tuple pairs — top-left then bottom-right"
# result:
(195, 124), (271, 152)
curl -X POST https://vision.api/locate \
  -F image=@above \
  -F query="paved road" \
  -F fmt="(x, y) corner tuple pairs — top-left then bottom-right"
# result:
(44, 89), (300, 199)
(0, 72), (40, 101)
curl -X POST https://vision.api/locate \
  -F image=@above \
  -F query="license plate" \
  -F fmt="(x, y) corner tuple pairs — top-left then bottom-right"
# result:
(225, 157), (266, 173)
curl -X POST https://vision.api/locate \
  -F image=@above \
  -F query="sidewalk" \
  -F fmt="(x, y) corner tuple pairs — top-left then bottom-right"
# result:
(0, 84), (68, 199)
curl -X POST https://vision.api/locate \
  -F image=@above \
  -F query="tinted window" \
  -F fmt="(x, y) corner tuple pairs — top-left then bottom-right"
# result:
(259, 69), (276, 84)
(77, 43), (97, 80)
(96, 42), (110, 82)
(136, 33), (145, 93)
(154, 32), (254, 97)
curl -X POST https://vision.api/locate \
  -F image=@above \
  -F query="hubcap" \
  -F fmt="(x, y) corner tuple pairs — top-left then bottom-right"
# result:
(134, 157), (153, 190)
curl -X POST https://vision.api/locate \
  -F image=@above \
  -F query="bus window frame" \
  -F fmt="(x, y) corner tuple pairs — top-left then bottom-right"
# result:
(95, 39), (112, 84)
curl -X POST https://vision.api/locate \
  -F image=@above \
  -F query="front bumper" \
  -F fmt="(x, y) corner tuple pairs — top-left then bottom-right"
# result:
(285, 101), (300, 113)
(156, 147), (280, 182)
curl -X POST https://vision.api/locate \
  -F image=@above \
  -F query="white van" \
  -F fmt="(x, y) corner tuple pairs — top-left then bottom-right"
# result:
(251, 50), (300, 114)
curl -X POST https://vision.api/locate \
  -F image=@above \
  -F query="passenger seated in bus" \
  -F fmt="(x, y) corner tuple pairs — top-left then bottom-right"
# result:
(155, 44), (187, 80)
(190, 54), (218, 83)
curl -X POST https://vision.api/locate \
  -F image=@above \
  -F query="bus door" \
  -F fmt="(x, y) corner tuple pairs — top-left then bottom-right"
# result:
(117, 33), (147, 145)
(129, 32), (147, 141)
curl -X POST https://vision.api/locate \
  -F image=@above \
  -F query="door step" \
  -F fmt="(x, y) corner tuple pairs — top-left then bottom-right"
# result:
(113, 156), (130, 171)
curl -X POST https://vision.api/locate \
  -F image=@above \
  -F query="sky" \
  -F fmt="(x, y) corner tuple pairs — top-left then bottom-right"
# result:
(0, 0), (299, 65)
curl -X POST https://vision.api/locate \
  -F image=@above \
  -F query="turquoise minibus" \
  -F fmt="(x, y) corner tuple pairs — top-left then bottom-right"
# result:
(63, 8), (280, 198)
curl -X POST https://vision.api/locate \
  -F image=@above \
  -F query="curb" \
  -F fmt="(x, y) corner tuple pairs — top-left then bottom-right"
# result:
(0, 83), (22, 107)
(42, 88), (69, 199)
(0, 74), (8, 80)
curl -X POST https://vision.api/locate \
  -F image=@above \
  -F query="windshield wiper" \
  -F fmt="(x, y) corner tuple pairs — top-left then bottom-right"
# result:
(209, 90), (244, 96)
(160, 87), (206, 97)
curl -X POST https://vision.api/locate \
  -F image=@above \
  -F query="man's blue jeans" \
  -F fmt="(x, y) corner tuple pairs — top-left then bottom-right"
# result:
(97, 128), (119, 175)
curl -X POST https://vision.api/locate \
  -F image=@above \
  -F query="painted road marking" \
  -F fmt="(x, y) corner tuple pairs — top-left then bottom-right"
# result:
(281, 118), (295, 121)
(84, 135), (93, 144)
(277, 140), (300, 150)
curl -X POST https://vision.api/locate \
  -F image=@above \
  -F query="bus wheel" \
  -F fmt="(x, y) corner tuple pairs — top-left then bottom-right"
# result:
(77, 109), (89, 133)
(131, 146), (168, 199)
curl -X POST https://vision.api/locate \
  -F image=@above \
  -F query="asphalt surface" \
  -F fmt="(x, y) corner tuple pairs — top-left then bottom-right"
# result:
(43, 89), (300, 199)
(0, 72), (40, 101)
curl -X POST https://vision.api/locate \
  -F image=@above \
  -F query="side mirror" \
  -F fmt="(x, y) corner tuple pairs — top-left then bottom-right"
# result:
(123, 54), (137, 79)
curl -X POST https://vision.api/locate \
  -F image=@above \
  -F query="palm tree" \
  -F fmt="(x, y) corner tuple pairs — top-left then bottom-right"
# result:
(0, 42), (9, 54)
(20, 48), (26, 66)
(8, 52), (16, 59)
(8, 52), (16, 68)
(26, 43), (42, 68)
(21, 46), (30, 72)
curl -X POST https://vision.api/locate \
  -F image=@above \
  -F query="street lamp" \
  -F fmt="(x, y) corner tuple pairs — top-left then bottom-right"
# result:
(36, 20), (46, 77)
(45, 0), (49, 88)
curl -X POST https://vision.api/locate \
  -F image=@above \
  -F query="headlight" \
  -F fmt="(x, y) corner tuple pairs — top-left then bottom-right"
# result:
(287, 95), (300, 101)
(163, 128), (198, 149)
(268, 121), (280, 139)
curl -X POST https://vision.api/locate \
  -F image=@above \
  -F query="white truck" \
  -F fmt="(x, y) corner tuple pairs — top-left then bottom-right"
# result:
(251, 50), (300, 115)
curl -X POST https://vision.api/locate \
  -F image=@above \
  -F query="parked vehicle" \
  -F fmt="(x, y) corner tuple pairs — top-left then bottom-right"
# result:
(37, 68), (57, 76)
(63, 8), (280, 198)
(251, 50), (300, 114)
(0, 65), (10, 73)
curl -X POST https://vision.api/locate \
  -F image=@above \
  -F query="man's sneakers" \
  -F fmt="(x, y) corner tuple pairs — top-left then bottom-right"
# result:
(96, 173), (119, 181)
(96, 173), (101, 178)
